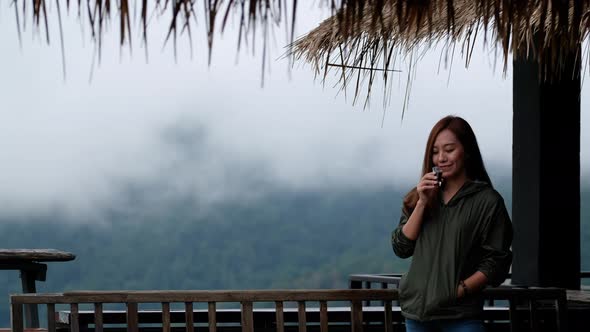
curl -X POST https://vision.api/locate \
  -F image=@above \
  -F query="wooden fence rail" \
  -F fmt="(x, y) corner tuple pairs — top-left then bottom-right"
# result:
(349, 274), (570, 332)
(11, 289), (399, 332)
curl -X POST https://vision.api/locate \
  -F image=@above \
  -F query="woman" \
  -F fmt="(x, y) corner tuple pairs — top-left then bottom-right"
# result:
(391, 115), (513, 332)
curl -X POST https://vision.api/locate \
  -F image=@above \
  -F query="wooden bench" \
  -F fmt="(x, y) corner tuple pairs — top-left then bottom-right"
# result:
(10, 289), (399, 332)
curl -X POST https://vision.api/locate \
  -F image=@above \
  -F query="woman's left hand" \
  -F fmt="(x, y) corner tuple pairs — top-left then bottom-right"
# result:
(456, 285), (465, 299)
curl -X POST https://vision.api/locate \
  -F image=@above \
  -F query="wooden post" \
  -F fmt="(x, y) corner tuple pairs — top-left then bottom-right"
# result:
(241, 302), (254, 332)
(126, 303), (138, 332)
(351, 300), (363, 332)
(47, 303), (56, 332)
(508, 297), (517, 332)
(297, 301), (307, 332)
(10, 302), (24, 332)
(71, 303), (80, 332)
(556, 293), (568, 332)
(208, 302), (217, 332)
(528, 300), (538, 331)
(512, 44), (581, 290)
(20, 270), (40, 328)
(275, 301), (285, 332)
(384, 301), (392, 332)
(94, 303), (103, 332)
(162, 302), (171, 332)
(319, 301), (328, 332)
(185, 302), (194, 332)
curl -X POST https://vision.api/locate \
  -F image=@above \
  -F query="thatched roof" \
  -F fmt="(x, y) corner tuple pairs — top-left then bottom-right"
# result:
(12, 1), (590, 89)
(288, 0), (589, 105)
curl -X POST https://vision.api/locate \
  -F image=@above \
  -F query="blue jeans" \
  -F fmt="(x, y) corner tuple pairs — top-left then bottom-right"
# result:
(405, 318), (485, 332)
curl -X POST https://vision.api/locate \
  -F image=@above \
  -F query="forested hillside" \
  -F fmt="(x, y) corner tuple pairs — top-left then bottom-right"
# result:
(0, 182), (588, 326)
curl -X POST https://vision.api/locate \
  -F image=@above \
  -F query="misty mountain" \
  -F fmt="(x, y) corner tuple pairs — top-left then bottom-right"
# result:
(0, 180), (588, 327)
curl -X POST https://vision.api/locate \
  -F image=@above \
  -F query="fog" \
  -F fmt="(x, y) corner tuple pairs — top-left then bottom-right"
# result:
(0, 3), (586, 221)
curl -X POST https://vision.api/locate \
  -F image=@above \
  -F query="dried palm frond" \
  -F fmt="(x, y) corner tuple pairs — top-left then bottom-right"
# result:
(11, 1), (590, 85)
(11, 0), (298, 80)
(291, 0), (589, 106)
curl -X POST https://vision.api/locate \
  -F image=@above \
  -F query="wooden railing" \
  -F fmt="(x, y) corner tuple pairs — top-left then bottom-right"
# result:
(10, 289), (399, 332)
(349, 274), (570, 332)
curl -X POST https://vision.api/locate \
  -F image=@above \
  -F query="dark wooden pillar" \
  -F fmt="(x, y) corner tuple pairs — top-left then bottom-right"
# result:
(512, 49), (581, 289)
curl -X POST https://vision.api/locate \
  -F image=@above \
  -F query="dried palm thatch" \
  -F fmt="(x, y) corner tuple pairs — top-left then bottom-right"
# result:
(11, 0), (299, 81)
(11, 1), (590, 88)
(291, 0), (590, 109)
(292, 1), (484, 110)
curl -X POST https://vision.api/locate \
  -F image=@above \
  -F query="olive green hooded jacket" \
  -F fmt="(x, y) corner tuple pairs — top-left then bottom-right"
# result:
(391, 180), (513, 321)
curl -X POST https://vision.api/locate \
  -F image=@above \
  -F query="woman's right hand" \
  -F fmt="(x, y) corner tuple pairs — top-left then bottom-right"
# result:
(416, 172), (439, 205)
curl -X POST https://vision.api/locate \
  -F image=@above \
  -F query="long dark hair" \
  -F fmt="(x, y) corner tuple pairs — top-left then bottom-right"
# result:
(402, 115), (492, 214)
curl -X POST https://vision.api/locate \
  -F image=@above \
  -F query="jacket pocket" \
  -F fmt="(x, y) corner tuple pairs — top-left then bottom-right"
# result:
(399, 273), (421, 314)
(434, 280), (458, 309)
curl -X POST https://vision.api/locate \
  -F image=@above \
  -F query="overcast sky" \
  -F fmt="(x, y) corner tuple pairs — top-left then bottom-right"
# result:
(0, 3), (587, 220)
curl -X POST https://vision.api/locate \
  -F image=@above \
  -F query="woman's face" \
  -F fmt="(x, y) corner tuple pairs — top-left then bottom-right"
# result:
(432, 129), (467, 181)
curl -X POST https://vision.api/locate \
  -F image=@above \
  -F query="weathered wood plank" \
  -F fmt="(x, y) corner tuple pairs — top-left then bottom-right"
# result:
(241, 302), (253, 332)
(11, 302), (24, 332)
(351, 300), (363, 332)
(162, 302), (171, 332)
(94, 303), (103, 332)
(185, 302), (194, 332)
(0, 249), (75, 262)
(12, 289), (399, 304)
(70, 303), (80, 332)
(566, 290), (590, 304)
(384, 301), (392, 332)
(126, 302), (138, 332)
(297, 301), (306, 332)
(208, 302), (217, 332)
(275, 301), (284, 332)
(46, 303), (55, 332)
(319, 301), (328, 332)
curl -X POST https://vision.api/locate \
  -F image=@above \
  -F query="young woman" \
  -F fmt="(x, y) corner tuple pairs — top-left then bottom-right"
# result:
(391, 115), (513, 332)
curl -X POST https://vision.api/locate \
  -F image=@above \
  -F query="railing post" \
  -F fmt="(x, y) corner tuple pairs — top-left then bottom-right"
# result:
(275, 301), (285, 332)
(528, 299), (538, 331)
(508, 296), (518, 332)
(162, 302), (171, 332)
(185, 302), (194, 332)
(298, 301), (307, 332)
(241, 301), (254, 332)
(11, 302), (24, 332)
(70, 303), (80, 332)
(350, 279), (362, 289)
(47, 303), (56, 332)
(384, 301), (392, 332)
(94, 303), (104, 332)
(126, 302), (138, 332)
(319, 301), (328, 332)
(208, 302), (217, 332)
(351, 300), (363, 332)
(556, 291), (568, 332)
